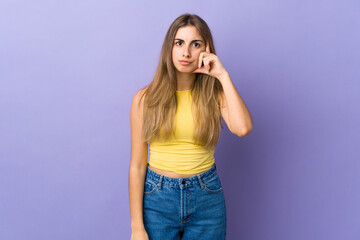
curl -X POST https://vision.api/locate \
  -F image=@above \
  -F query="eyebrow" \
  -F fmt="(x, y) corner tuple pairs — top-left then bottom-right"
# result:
(174, 38), (204, 43)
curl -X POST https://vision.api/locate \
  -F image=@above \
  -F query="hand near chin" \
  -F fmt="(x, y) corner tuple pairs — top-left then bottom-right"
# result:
(192, 42), (227, 79)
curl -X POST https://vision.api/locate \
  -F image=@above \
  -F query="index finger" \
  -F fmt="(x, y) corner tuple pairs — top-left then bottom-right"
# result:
(206, 41), (210, 53)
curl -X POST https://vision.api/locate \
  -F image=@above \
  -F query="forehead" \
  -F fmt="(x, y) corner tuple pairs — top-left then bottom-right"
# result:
(174, 26), (203, 41)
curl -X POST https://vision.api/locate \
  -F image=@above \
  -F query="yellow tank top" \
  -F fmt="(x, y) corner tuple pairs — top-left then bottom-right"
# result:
(148, 89), (215, 174)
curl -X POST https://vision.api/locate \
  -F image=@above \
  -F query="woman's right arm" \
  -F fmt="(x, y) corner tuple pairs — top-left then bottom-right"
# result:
(129, 89), (149, 239)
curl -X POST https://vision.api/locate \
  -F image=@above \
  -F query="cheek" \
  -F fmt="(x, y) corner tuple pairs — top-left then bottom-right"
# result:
(194, 49), (203, 59)
(171, 50), (177, 61)
(172, 49), (180, 60)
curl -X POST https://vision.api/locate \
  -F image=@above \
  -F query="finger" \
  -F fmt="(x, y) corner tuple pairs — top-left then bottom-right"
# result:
(205, 56), (215, 68)
(199, 52), (212, 68)
(206, 41), (210, 53)
(203, 58), (210, 72)
(198, 52), (204, 68)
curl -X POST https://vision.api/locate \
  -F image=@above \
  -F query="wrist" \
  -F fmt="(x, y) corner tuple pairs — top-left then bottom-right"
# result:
(131, 224), (145, 232)
(216, 70), (229, 81)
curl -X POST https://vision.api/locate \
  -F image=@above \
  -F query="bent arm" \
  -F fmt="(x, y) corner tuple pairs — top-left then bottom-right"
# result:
(218, 71), (253, 137)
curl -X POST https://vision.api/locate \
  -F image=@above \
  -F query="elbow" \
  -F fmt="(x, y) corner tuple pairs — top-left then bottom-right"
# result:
(241, 127), (253, 137)
(233, 126), (252, 137)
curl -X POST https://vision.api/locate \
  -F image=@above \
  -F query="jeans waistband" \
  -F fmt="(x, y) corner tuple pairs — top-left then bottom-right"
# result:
(146, 163), (218, 187)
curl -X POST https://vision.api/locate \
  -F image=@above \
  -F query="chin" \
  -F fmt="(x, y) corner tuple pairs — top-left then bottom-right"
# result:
(177, 66), (196, 73)
(178, 70), (194, 74)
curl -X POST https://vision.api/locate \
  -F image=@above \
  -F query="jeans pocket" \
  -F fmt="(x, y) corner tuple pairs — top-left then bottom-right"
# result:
(203, 173), (223, 193)
(144, 179), (157, 195)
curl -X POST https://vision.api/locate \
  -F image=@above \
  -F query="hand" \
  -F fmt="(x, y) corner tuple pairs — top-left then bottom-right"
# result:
(192, 41), (227, 79)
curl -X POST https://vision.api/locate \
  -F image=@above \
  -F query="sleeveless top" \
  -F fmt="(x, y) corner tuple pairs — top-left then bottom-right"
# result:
(148, 89), (215, 174)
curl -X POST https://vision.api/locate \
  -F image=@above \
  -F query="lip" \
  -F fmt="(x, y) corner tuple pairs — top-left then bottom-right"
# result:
(179, 60), (192, 65)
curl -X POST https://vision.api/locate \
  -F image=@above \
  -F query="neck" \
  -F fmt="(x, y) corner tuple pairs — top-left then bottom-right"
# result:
(176, 71), (196, 91)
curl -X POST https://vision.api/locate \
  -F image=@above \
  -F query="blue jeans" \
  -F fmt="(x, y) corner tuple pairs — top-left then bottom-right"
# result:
(143, 163), (227, 240)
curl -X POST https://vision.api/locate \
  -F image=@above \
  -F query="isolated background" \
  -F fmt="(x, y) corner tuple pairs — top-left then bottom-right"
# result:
(1, 0), (359, 239)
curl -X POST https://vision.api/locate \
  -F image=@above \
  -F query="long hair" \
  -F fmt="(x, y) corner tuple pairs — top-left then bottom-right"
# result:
(139, 13), (224, 151)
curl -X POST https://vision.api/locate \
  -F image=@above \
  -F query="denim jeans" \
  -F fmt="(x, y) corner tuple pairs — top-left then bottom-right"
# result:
(143, 163), (227, 240)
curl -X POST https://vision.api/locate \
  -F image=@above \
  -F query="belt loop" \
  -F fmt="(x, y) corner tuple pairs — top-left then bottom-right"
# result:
(157, 175), (163, 189)
(197, 174), (204, 189)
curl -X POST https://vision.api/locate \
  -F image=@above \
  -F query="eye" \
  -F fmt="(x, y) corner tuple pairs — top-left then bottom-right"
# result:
(175, 41), (182, 46)
(194, 43), (201, 47)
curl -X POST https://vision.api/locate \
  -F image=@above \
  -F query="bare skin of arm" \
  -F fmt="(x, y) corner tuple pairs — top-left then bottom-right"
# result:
(129, 88), (149, 240)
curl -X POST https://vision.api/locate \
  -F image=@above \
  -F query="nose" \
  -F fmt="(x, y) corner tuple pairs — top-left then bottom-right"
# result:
(183, 45), (191, 58)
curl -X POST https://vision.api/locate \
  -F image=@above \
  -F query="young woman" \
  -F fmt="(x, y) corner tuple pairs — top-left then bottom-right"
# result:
(129, 13), (252, 240)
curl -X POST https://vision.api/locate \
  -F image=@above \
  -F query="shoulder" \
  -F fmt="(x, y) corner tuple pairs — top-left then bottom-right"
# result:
(131, 86), (148, 118)
(132, 86), (148, 104)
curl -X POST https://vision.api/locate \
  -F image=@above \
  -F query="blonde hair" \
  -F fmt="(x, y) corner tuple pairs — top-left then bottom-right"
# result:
(139, 13), (224, 151)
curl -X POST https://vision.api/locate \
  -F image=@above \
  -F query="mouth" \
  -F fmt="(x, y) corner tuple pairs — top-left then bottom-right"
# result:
(179, 60), (192, 66)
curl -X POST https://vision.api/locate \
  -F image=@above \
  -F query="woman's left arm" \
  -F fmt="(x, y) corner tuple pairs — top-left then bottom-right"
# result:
(217, 71), (253, 137)
(192, 43), (253, 137)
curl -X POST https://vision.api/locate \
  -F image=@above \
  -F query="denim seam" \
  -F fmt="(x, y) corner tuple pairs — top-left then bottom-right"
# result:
(182, 191), (193, 224)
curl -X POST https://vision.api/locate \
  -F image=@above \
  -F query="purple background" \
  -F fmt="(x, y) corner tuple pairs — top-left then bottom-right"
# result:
(1, 1), (359, 239)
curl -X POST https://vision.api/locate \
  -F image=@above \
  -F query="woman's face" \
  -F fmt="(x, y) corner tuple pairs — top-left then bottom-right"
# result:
(172, 26), (206, 73)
